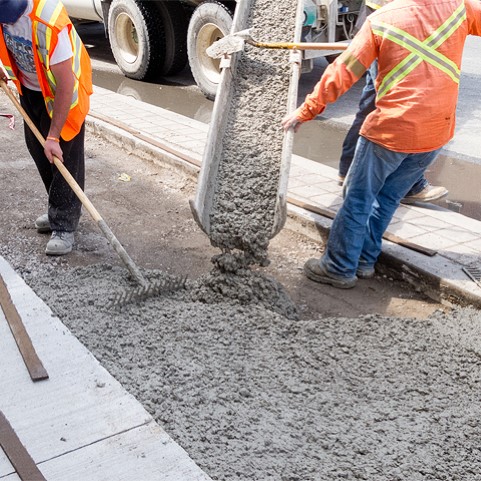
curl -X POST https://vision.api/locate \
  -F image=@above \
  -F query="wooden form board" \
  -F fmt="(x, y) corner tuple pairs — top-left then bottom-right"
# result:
(0, 274), (48, 381)
(0, 411), (46, 481)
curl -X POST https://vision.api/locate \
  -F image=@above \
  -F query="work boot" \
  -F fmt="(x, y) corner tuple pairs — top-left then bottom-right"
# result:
(304, 258), (357, 289)
(356, 259), (375, 279)
(356, 265), (375, 279)
(45, 231), (74, 256)
(35, 213), (51, 233)
(401, 184), (448, 204)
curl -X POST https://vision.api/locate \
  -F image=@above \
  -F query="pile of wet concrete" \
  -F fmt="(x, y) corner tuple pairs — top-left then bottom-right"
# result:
(2, 118), (481, 481)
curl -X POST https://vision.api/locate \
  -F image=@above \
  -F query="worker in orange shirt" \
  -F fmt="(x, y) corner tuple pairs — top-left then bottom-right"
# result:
(338, 0), (448, 203)
(283, 0), (481, 289)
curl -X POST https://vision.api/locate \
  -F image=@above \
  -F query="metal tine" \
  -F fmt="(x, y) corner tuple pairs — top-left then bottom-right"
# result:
(462, 266), (481, 288)
(108, 276), (187, 309)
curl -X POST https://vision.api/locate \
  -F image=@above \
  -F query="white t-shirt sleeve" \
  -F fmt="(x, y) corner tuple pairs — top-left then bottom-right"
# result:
(50, 27), (73, 65)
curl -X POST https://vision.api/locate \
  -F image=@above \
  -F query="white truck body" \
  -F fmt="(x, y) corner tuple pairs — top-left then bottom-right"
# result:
(63, 0), (103, 21)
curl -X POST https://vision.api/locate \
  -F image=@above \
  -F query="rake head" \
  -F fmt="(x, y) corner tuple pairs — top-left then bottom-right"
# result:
(107, 275), (188, 309)
(463, 266), (481, 288)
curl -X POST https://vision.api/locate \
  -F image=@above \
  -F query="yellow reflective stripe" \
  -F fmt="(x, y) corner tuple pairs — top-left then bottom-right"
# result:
(377, 54), (421, 98)
(339, 51), (366, 78)
(3, 65), (17, 80)
(69, 27), (81, 108)
(33, 21), (48, 68)
(426, 3), (467, 50)
(33, 0), (80, 110)
(45, 68), (56, 87)
(37, 0), (62, 25)
(373, 3), (465, 99)
(366, 0), (389, 10)
(45, 97), (54, 116)
(373, 22), (460, 80)
(70, 27), (82, 77)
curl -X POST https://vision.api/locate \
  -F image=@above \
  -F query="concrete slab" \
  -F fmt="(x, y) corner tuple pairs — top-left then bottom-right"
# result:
(0, 256), (211, 480)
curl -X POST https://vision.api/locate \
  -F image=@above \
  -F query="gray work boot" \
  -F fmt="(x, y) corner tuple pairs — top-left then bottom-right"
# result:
(357, 265), (375, 279)
(45, 231), (74, 256)
(304, 258), (357, 289)
(356, 259), (375, 279)
(401, 184), (448, 204)
(35, 213), (51, 233)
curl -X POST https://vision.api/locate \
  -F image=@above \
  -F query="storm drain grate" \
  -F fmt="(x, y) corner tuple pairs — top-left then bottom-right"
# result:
(462, 266), (481, 288)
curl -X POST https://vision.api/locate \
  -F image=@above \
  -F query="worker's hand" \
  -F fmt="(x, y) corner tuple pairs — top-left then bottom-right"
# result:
(0, 67), (9, 83)
(281, 113), (303, 133)
(44, 138), (64, 164)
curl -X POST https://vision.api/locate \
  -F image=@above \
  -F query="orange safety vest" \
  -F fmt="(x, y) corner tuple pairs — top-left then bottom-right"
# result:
(0, 0), (92, 141)
(296, 0), (481, 153)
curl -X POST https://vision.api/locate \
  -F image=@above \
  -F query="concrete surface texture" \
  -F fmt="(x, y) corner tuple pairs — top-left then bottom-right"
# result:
(2, 84), (481, 480)
(206, 0), (297, 265)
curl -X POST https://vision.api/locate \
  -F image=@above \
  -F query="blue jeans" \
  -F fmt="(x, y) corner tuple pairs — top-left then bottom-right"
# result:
(339, 61), (427, 196)
(322, 137), (441, 278)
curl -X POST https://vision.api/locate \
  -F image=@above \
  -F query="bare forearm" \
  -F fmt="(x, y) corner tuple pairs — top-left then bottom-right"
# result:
(49, 60), (75, 139)
(49, 75), (74, 139)
(44, 59), (75, 162)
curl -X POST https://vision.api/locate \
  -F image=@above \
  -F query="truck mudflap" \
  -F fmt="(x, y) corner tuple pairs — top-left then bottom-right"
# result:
(190, 0), (302, 264)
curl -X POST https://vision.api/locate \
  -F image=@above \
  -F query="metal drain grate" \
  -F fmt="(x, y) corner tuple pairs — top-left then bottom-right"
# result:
(463, 267), (481, 288)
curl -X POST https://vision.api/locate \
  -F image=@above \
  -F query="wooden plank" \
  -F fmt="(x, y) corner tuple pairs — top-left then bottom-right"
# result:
(287, 196), (438, 257)
(0, 274), (48, 381)
(88, 111), (202, 167)
(0, 411), (46, 481)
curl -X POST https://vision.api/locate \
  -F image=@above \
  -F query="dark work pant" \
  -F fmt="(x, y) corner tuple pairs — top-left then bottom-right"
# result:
(20, 86), (84, 232)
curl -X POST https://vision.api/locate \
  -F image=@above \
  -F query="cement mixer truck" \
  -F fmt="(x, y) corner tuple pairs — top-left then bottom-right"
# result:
(62, 0), (362, 99)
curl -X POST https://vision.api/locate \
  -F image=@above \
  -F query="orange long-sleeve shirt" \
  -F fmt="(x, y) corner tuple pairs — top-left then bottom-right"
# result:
(296, 0), (481, 153)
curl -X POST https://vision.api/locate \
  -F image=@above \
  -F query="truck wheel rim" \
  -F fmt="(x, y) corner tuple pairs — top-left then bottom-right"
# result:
(114, 12), (139, 65)
(196, 23), (222, 84)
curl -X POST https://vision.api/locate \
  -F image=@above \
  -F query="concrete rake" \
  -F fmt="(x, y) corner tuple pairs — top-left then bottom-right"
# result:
(1, 79), (185, 306)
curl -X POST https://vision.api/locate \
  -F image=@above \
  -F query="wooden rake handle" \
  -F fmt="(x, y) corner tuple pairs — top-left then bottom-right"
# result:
(251, 41), (349, 51)
(0, 79), (148, 287)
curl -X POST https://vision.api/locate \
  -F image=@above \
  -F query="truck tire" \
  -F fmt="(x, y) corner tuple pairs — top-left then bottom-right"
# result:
(108, 0), (165, 81)
(152, 1), (188, 76)
(187, 1), (233, 100)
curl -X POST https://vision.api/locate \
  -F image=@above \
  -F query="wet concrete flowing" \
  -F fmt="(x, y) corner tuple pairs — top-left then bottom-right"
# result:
(207, 0), (297, 265)
(11, 259), (481, 481)
(3, 16), (481, 475)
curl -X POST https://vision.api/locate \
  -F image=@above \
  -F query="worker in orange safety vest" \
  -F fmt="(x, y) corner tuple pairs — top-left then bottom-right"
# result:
(338, 0), (449, 203)
(0, 0), (92, 255)
(282, 0), (481, 289)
